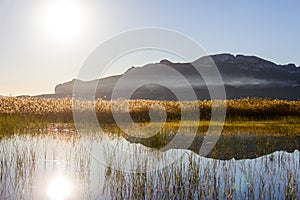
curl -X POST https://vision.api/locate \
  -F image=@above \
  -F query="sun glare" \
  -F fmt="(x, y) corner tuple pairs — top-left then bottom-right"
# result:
(40, 1), (86, 42)
(47, 175), (72, 200)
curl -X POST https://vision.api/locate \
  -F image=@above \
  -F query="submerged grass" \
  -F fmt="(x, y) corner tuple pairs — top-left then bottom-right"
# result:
(103, 150), (300, 200)
(1, 115), (300, 138)
(0, 134), (298, 199)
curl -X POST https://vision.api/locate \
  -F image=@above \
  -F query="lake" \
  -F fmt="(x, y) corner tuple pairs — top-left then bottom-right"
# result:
(0, 126), (299, 199)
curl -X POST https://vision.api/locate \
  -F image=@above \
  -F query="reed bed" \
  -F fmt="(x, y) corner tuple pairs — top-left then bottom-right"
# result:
(1, 97), (300, 138)
(0, 97), (300, 121)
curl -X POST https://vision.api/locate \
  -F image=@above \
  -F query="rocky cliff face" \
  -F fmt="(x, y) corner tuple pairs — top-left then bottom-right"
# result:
(51, 54), (300, 100)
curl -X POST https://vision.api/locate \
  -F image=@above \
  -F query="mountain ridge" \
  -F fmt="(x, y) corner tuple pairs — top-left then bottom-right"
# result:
(35, 53), (300, 100)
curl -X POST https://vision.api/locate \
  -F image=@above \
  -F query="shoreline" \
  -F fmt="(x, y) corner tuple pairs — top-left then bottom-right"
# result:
(1, 97), (300, 136)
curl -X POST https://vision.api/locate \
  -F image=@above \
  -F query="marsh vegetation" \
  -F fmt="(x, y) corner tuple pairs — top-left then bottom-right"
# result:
(0, 97), (299, 199)
(0, 134), (299, 199)
(1, 97), (300, 122)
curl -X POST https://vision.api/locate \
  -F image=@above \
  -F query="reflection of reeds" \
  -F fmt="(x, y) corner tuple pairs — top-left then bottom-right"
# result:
(0, 134), (299, 199)
(0, 135), (95, 199)
(103, 150), (299, 199)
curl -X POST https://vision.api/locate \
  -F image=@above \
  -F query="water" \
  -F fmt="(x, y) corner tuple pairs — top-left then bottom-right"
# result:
(0, 133), (299, 199)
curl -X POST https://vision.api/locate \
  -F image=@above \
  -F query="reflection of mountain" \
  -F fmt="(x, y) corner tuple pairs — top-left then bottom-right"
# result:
(127, 134), (300, 160)
(41, 54), (300, 100)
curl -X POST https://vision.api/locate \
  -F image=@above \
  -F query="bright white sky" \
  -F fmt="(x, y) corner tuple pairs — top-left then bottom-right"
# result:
(0, 0), (299, 96)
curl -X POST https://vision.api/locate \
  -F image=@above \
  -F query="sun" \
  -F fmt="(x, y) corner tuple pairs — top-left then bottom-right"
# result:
(40, 1), (86, 42)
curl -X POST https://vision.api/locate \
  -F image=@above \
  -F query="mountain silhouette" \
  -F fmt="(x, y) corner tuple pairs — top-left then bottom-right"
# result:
(37, 54), (300, 100)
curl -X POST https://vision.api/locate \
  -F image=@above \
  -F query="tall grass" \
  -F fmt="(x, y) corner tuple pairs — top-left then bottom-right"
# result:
(1, 97), (300, 122)
(1, 97), (300, 138)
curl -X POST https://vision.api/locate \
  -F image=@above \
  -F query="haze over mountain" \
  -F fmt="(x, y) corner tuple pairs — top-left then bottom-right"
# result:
(36, 54), (300, 100)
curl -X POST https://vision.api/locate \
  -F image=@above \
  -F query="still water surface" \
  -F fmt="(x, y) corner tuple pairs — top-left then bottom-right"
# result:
(0, 131), (299, 199)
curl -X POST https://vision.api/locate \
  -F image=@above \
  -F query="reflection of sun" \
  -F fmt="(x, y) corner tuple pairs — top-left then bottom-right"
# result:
(47, 175), (72, 200)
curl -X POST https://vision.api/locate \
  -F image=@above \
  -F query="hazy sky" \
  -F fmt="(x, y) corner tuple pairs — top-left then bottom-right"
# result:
(0, 0), (299, 96)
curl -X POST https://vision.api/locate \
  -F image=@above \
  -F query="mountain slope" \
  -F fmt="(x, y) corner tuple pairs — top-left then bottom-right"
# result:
(47, 54), (300, 100)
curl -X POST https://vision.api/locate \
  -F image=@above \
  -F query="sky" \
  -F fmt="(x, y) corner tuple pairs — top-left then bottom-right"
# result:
(0, 0), (299, 96)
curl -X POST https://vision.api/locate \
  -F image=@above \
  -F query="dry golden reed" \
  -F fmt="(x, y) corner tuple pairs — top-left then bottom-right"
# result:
(0, 97), (299, 122)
